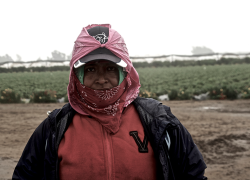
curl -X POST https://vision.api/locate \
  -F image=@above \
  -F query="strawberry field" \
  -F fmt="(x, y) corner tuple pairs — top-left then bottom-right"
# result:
(0, 64), (250, 102)
(137, 64), (250, 100)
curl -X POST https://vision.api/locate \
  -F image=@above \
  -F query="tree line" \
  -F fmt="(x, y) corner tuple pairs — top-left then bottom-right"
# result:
(0, 50), (72, 63)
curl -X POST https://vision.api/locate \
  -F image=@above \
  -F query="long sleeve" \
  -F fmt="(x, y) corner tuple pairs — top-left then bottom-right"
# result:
(12, 119), (48, 180)
(168, 123), (207, 180)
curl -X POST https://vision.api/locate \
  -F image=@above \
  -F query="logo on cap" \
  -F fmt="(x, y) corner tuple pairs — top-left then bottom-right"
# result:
(93, 32), (108, 44)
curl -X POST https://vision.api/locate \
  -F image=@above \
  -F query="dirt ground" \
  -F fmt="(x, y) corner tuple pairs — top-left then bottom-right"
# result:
(0, 100), (250, 180)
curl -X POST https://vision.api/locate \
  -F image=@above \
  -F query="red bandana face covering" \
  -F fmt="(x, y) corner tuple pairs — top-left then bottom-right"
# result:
(72, 72), (128, 134)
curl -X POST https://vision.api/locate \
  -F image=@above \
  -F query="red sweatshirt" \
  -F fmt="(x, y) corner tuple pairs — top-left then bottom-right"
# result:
(58, 103), (156, 180)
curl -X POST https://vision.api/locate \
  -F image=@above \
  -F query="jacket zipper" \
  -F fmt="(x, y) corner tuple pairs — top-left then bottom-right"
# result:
(102, 126), (113, 180)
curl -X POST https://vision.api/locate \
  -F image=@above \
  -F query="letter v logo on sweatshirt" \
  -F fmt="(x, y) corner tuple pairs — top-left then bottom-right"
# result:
(129, 131), (148, 153)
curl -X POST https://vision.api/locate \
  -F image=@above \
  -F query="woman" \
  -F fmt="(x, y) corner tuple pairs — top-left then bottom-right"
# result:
(13, 24), (207, 180)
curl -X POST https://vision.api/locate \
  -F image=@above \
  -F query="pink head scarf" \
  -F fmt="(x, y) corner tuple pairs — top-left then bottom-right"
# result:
(67, 24), (140, 133)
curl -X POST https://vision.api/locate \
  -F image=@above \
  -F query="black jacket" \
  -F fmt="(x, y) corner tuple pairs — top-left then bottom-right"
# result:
(12, 97), (207, 180)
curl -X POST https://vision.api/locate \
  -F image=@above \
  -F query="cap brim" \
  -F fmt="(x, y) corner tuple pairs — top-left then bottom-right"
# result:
(74, 54), (127, 68)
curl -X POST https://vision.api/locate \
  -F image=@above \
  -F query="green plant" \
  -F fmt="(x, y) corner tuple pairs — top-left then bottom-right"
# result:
(31, 89), (57, 103)
(1, 64), (250, 102)
(139, 90), (157, 99)
(178, 89), (191, 100)
(242, 87), (250, 99)
(64, 94), (69, 102)
(224, 86), (238, 100)
(169, 89), (178, 100)
(0, 89), (21, 103)
(209, 87), (225, 100)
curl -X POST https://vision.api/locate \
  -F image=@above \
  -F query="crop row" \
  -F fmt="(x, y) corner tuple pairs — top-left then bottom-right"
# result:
(0, 64), (250, 103)
(137, 64), (250, 100)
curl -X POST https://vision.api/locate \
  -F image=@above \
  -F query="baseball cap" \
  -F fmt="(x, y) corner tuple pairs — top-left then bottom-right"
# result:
(74, 26), (127, 69)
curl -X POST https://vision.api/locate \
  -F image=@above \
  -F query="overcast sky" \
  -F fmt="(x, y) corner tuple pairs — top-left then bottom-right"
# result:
(0, 0), (249, 61)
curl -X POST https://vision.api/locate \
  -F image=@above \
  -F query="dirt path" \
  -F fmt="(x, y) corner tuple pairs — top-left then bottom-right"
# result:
(0, 100), (250, 180)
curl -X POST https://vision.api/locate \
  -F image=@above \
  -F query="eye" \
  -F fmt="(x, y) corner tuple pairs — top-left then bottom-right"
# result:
(107, 67), (117, 71)
(85, 67), (95, 72)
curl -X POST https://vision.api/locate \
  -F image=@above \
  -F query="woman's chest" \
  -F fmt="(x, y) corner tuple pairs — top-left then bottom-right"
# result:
(58, 105), (156, 180)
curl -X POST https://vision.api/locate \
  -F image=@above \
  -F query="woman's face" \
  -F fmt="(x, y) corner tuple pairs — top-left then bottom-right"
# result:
(83, 60), (119, 90)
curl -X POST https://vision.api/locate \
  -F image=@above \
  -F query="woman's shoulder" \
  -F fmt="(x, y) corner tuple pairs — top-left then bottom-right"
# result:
(45, 103), (75, 130)
(133, 97), (180, 126)
(133, 97), (161, 110)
